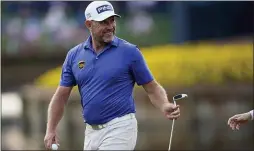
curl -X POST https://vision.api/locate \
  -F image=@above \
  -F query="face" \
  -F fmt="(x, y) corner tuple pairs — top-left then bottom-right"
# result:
(86, 16), (116, 44)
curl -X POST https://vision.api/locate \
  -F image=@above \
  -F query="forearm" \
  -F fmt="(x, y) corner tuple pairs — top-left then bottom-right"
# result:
(147, 84), (169, 112)
(46, 93), (67, 133)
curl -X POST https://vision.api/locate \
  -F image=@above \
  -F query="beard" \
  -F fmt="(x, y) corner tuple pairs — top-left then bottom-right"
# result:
(91, 28), (115, 44)
(102, 34), (114, 43)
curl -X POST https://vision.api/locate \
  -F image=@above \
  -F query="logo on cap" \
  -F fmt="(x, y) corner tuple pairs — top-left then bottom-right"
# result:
(96, 5), (113, 14)
(86, 13), (92, 19)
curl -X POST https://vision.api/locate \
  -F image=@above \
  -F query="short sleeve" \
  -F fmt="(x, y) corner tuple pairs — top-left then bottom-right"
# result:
(59, 51), (77, 87)
(130, 47), (154, 85)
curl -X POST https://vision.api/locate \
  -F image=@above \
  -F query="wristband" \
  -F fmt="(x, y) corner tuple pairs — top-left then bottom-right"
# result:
(249, 110), (254, 120)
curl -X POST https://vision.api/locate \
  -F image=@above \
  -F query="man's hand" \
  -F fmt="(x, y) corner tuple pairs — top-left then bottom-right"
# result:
(142, 80), (181, 120)
(161, 103), (180, 120)
(227, 112), (252, 130)
(44, 131), (59, 150)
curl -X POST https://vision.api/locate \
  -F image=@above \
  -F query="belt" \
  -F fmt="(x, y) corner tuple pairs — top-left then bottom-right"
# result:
(87, 113), (135, 130)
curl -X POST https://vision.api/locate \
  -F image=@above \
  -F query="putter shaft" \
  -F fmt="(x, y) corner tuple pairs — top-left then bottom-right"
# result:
(168, 100), (176, 151)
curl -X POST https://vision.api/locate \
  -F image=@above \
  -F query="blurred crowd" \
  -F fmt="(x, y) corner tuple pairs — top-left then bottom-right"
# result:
(2, 1), (169, 56)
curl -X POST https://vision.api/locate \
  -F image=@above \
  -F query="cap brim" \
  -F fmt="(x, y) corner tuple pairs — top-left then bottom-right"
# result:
(93, 12), (121, 21)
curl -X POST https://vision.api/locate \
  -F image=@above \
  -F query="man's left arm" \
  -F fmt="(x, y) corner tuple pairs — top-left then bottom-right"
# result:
(142, 80), (180, 119)
(142, 80), (171, 111)
(130, 46), (180, 120)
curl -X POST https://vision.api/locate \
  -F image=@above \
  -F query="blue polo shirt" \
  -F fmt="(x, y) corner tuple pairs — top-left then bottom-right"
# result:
(60, 36), (154, 125)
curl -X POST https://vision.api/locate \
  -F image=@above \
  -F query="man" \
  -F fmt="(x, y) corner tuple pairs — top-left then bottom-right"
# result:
(44, 1), (180, 150)
(228, 109), (253, 130)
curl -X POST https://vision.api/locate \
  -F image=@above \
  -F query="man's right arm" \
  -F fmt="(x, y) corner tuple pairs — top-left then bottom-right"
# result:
(47, 48), (77, 132)
(46, 86), (73, 133)
(45, 48), (77, 149)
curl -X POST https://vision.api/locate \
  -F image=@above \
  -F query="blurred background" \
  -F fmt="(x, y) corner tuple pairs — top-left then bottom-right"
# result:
(1, 1), (253, 150)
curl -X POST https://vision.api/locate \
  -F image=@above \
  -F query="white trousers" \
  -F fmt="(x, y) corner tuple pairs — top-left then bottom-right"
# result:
(84, 113), (138, 150)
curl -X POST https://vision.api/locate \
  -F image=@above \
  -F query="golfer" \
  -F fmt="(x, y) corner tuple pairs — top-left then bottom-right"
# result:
(44, 1), (180, 150)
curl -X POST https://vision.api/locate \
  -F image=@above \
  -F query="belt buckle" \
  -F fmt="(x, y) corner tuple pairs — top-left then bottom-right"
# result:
(98, 125), (103, 129)
(98, 124), (107, 129)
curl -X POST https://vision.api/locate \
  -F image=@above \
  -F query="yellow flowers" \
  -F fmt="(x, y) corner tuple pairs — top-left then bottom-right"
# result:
(35, 43), (253, 88)
(142, 43), (253, 86)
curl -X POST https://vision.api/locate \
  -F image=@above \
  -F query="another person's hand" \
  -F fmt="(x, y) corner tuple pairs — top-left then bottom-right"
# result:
(44, 131), (59, 150)
(227, 112), (252, 130)
(161, 103), (180, 120)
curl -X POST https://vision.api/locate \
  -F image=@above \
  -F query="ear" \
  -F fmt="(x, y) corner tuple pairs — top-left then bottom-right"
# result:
(85, 20), (92, 30)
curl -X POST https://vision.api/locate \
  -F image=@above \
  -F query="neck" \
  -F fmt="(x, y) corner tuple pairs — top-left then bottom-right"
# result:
(91, 37), (106, 53)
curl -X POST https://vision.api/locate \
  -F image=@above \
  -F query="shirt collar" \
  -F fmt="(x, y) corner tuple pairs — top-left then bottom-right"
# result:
(84, 35), (119, 50)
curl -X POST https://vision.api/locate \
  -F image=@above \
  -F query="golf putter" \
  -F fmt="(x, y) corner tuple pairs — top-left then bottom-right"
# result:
(168, 94), (188, 151)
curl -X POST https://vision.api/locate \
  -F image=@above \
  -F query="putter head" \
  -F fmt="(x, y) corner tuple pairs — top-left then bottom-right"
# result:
(173, 94), (188, 101)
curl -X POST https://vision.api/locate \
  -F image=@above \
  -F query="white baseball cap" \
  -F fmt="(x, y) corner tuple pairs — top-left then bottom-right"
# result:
(84, 1), (121, 21)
